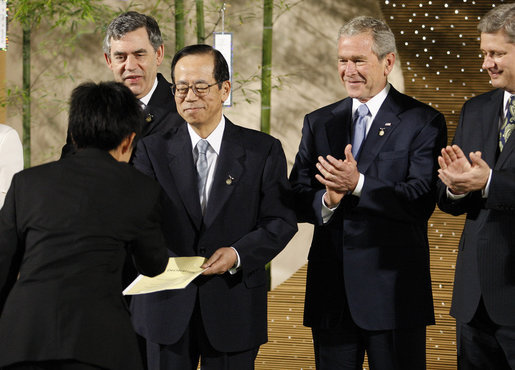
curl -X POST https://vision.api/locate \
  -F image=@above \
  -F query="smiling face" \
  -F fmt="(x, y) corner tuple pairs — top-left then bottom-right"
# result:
(105, 27), (164, 99)
(480, 30), (515, 94)
(173, 53), (230, 136)
(337, 32), (395, 102)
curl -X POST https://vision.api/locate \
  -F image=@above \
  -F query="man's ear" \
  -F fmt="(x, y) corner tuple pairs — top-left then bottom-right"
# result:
(383, 52), (396, 77)
(105, 53), (113, 69)
(155, 44), (165, 67)
(121, 132), (137, 155)
(221, 80), (231, 103)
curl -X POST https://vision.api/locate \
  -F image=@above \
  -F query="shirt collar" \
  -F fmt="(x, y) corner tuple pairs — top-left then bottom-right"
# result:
(351, 83), (391, 117)
(187, 116), (225, 155)
(139, 77), (159, 107)
(504, 90), (514, 117)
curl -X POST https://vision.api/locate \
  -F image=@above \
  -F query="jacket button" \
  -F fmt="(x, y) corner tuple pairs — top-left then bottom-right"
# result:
(199, 248), (206, 254)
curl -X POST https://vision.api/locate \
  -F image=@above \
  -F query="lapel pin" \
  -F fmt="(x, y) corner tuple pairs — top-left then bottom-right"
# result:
(145, 113), (154, 123)
(379, 128), (385, 136)
(385, 123), (391, 126)
(226, 175), (234, 185)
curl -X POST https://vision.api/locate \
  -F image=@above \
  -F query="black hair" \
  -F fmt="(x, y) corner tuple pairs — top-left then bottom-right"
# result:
(171, 44), (230, 87)
(68, 81), (142, 151)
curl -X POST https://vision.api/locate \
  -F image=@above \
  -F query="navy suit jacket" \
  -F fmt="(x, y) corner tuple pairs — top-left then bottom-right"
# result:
(290, 86), (446, 331)
(130, 118), (297, 352)
(437, 89), (515, 326)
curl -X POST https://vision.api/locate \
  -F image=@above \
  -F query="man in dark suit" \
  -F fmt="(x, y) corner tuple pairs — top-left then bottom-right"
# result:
(61, 11), (180, 157)
(437, 4), (515, 369)
(0, 81), (168, 370)
(289, 16), (447, 369)
(130, 44), (297, 370)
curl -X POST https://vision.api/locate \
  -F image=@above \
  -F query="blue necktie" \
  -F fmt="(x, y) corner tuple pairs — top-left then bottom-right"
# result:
(352, 104), (369, 158)
(499, 96), (515, 152)
(195, 139), (210, 213)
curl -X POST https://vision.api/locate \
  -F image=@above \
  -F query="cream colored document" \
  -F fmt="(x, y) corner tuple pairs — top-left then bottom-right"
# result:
(123, 256), (207, 295)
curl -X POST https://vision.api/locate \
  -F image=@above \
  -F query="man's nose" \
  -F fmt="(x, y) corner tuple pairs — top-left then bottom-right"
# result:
(482, 54), (494, 70)
(345, 61), (357, 74)
(185, 86), (198, 101)
(125, 55), (137, 70)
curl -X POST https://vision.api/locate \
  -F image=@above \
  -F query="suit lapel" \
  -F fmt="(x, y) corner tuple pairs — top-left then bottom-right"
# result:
(357, 88), (401, 173)
(327, 99), (353, 159)
(203, 119), (245, 229)
(166, 124), (203, 230)
(143, 74), (177, 136)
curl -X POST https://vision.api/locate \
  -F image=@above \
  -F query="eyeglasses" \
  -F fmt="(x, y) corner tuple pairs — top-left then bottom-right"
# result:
(171, 82), (221, 98)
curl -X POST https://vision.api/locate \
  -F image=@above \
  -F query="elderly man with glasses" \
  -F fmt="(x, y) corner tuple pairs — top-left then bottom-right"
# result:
(129, 44), (297, 370)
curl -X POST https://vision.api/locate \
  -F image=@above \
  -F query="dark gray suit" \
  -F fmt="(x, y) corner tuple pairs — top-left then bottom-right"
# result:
(130, 118), (297, 357)
(438, 88), (515, 325)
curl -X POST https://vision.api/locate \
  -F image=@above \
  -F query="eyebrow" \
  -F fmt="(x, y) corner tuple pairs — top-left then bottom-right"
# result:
(176, 79), (210, 84)
(112, 48), (148, 56)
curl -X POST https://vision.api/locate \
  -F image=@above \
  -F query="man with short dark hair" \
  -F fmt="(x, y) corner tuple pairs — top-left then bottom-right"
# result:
(62, 11), (179, 156)
(437, 4), (515, 369)
(0, 81), (169, 370)
(289, 16), (447, 369)
(130, 44), (297, 370)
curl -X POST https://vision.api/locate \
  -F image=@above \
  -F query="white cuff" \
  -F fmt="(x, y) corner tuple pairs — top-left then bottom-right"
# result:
(228, 247), (241, 274)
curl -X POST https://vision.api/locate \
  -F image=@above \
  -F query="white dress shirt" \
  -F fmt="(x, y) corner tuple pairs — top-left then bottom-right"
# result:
(139, 77), (159, 108)
(0, 124), (23, 208)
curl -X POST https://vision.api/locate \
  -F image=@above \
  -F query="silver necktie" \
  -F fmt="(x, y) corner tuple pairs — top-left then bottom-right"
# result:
(195, 139), (210, 213)
(352, 104), (369, 158)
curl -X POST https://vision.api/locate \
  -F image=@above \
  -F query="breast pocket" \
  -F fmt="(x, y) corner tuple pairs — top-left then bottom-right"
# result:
(376, 150), (409, 181)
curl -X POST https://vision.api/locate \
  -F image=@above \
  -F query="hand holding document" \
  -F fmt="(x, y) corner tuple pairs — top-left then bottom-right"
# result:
(123, 256), (207, 295)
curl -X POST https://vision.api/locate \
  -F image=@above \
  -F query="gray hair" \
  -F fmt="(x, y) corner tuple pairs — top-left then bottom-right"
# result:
(103, 11), (163, 55)
(478, 3), (515, 43)
(338, 16), (397, 60)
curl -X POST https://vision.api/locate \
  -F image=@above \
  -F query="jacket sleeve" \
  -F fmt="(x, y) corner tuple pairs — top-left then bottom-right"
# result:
(129, 188), (169, 277)
(232, 139), (298, 273)
(0, 174), (24, 310)
(289, 114), (327, 226)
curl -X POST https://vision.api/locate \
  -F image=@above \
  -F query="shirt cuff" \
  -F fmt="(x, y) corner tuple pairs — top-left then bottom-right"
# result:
(351, 173), (365, 197)
(446, 187), (468, 200)
(228, 247), (241, 275)
(481, 169), (493, 198)
(321, 193), (338, 224)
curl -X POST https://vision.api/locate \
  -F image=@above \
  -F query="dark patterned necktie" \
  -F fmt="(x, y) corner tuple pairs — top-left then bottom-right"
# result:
(499, 95), (515, 152)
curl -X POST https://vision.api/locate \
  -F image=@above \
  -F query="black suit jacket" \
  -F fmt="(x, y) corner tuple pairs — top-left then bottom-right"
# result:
(60, 73), (181, 158)
(0, 149), (168, 369)
(290, 86), (447, 331)
(437, 89), (515, 326)
(140, 73), (181, 137)
(130, 118), (297, 352)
